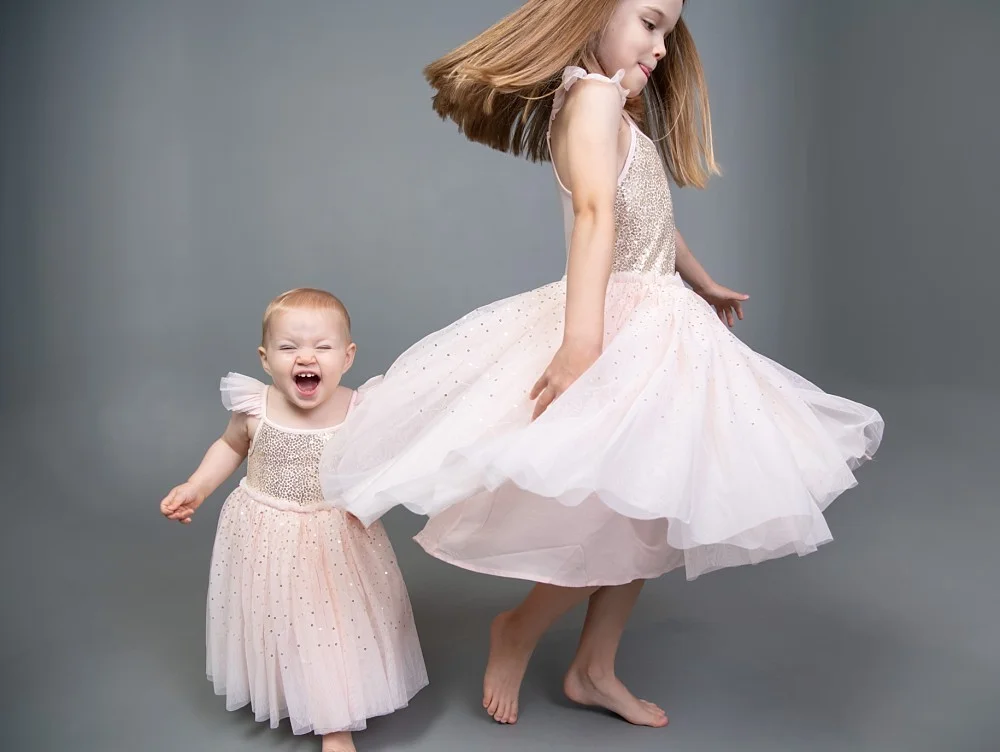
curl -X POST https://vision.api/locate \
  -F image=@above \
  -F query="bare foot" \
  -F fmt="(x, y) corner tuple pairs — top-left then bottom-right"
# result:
(321, 731), (356, 752)
(483, 611), (535, 724)
(563, 665), (668, 727)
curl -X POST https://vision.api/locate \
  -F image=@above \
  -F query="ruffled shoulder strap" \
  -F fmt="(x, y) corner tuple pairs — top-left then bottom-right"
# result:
(551, 66), (629, 121)
(220, 372), (267, 417)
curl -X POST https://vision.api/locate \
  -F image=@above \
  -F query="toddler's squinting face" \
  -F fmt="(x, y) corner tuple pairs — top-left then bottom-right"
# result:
(259, 308), (355, 411)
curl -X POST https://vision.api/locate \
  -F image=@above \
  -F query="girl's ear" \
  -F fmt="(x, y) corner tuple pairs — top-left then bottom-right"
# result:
(343, 342), (357, 374)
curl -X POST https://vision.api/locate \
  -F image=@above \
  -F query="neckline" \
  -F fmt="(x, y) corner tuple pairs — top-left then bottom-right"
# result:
(259, 385), (352, 434)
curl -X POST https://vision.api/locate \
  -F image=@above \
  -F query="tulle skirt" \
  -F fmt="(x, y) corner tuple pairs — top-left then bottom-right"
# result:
(321, 271), (883, 585)
(206, 481), (428, 734)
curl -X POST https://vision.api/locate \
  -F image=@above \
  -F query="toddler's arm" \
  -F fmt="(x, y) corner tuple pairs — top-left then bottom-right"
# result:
(160, 413), (251, 524)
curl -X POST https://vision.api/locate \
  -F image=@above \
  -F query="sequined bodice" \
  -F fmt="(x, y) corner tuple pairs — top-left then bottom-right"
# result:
(246, 419), (337, 505)
(549, 64), (678, 279)
(555, 124), (677, 277)
(610, 127), (676, 276)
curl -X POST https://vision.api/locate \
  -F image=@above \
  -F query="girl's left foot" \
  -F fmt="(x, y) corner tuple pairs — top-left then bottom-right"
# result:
(322, 731), (356, 752)
(563, 664), (668, 727)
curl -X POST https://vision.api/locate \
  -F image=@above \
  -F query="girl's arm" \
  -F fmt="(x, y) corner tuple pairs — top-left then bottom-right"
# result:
(561, 83), (621, 355)
(675, 227), (749, 327)
(160, 413), (251, 523)
(674, 228), (714, 293)
(530, 80), (622, 419)
(188, 414), (251, 498)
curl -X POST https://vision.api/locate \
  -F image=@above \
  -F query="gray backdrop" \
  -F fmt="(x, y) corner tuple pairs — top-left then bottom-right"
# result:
(2, 2), (997, 751)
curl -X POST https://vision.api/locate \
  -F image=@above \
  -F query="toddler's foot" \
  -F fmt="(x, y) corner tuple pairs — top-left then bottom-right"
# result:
(563, 664), (668, 727)
(483, 611), (535, 724)
(321, 731), (356, 752)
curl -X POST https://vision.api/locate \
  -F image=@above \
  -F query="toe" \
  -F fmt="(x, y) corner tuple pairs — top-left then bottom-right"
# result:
(486, 695), (500, 717)
(640, 699), (665, 715)
(495, 700), (510, 723)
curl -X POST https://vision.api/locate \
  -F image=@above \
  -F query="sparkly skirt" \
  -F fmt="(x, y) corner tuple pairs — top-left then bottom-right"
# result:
(205, 480), (428, 734)
(319, 272), (884, 586)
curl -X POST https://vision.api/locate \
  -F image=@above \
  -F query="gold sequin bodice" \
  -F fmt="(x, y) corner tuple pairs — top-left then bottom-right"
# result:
(611, 126), (676, 277)
(246, 419), (337, 506)
(555, 121), (677, 279)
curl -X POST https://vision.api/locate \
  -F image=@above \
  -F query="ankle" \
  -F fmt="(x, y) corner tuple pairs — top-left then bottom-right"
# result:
(500, 609), (544, 648)
(571, 658), (615, 683)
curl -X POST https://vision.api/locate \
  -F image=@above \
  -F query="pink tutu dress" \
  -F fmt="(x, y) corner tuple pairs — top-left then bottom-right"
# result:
(319, 68), (884, 586)
(206, 373), (427, 735)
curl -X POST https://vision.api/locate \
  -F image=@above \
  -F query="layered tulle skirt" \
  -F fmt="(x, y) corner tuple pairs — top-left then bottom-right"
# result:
(206, 481), (428, 734)
(320, 272), (883, 585)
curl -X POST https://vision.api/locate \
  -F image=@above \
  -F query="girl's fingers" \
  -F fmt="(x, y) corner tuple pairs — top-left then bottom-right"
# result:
(529, 375), (547, 400)
(532, 387), (555, 421)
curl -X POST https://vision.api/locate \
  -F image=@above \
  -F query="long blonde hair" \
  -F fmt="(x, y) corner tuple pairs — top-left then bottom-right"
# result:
(424, 0), (718, 188)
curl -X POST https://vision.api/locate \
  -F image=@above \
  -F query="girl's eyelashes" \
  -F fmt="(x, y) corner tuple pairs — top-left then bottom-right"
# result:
(277, 343), (335, 351)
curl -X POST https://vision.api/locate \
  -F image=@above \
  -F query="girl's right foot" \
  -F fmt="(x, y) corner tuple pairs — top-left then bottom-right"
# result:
(321, 731), (356, 752)
(483, 611), (535, 724)
(563, 664), (668, 727)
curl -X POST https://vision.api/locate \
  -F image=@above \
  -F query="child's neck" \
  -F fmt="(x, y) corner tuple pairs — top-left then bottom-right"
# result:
(266, 386), (351, 430)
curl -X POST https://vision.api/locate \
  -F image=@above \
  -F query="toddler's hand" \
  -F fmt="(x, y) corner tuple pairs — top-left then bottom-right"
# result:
(160, 482), (205, 525)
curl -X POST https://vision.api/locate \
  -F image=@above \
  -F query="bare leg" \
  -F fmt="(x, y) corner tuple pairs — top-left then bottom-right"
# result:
(321, 731), (356, 752)
(484, 583), (598, 724)
(563, 580), (667, 727)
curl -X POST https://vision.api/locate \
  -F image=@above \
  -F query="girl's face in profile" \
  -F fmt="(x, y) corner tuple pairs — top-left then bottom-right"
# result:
(597, 0), (682, 97)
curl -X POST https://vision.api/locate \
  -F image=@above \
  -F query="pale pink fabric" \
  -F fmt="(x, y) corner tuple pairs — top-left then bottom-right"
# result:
(318, 69), (883, 587)
(206, 373), (427, 735)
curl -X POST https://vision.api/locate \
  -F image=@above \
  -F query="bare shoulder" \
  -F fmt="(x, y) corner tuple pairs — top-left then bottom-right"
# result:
(551, 77), (628, 195)
(222, 409), (254, 455)
(560, 78), (624, 130)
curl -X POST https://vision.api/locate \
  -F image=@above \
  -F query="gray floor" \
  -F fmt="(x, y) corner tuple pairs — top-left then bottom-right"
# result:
(3, 385), (998, 752)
